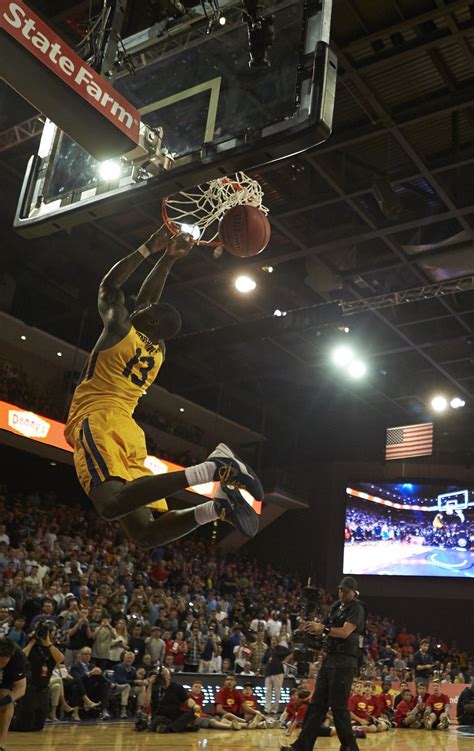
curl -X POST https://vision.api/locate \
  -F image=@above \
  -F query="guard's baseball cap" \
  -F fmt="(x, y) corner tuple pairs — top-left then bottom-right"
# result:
(338, 576), (359, 593)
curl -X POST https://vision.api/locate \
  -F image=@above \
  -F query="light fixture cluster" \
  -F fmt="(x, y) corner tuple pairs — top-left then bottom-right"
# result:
(431, 395), (466, 412)
(331, 345), (367, 380)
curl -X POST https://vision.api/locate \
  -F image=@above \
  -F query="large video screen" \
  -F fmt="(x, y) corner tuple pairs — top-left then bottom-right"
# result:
(343, 483), (474, 578)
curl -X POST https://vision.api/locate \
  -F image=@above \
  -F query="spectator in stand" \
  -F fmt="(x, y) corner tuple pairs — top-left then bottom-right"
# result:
(128, 624), (146, 666)
(234, 636), (252, 674)
(412, 639), (434, 681)
(262, 635), (291, 715)
(112, 651), (146, 719)
(250, 631), (266, 675)
(146, 626), (165, 665)
(166, 630), (187, 672)
(424, 680), (450, 730)
(7, 616), (27, 649)
(457, 680), (474, 725)
(199, 627), (217, 673)
(70, 647), (112, 721)
(266, 611), (282, 639)
(241, 660), (255, 676)
(91, 616), (118, 669)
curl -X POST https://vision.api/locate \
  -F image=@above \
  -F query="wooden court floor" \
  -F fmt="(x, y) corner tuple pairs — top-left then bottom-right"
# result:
(6, 722), (472, 751)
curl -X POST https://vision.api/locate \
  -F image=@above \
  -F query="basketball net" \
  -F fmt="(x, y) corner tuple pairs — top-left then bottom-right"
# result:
(162, 172), (269, 246)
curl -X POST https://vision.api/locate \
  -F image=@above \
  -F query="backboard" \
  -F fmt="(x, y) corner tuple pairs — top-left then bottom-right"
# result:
(14, 0), (336, 237)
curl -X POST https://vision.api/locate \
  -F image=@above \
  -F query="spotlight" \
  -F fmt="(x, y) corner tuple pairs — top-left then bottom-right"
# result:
(450, 397), (465, 409)
(262, 266), (274, 273)
(179, 223), (201, 241)
(348, 360), (367, 379)
(235, 275), (256, 293)
(98, 159), (122, 181)
(331, 345), (354, 367)
(218, 15), (226, 25)
(273, 309), (287, 317)
(431, 395), (447, 412)
(344, 327), (350, 333)
(179, 407), (185, 412)
(20, 335), (26, 341)
(56, 352), (63, 357)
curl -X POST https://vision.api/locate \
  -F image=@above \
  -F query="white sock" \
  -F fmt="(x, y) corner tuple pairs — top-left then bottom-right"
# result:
(194, 500), (219, 526)
(185, 461), (215, 487)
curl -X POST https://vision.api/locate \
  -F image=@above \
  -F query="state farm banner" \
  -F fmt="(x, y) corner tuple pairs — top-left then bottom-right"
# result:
(0, 400), (262, 513)
(0, 0), (141, 158)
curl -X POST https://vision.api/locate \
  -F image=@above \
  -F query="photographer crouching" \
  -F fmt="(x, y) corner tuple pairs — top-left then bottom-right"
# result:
(0, 637), (27, 751)
(136, 667), (199, 734)
(281, 577), (366, 751)
(11, 620), (64, 732)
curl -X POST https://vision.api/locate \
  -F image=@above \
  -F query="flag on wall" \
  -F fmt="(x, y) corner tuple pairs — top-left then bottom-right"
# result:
(385, 422), (433, 460)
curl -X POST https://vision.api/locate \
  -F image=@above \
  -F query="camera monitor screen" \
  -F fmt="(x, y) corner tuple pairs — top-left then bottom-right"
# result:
(343, 482), (474, 578)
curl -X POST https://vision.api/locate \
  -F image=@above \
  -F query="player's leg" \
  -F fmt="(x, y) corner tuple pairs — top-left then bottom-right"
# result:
(89, 444), (262, 536)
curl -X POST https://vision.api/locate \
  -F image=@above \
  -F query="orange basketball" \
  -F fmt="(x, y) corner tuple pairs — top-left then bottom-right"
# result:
(218, 205), (271, 257)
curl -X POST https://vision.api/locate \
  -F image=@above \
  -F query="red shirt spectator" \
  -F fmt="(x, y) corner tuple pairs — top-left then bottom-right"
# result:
(215, 677), (242, 716)
(348, 693), (371, 723)
(285, 699), (298, 722)
(239, 686), (259, 716)
(426, 689), (450, 716)
(394, 694), (415, 727)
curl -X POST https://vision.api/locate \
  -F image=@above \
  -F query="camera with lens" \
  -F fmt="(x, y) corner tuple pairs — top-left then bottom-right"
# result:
(34, 619), (56, 641)
(134, 710), (150, 732)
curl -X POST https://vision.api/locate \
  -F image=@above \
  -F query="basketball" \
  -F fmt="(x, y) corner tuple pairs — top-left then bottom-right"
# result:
(218, 205), (271, 257)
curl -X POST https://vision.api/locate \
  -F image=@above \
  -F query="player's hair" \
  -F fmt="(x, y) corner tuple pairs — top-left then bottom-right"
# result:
(0, 637), (16, 657)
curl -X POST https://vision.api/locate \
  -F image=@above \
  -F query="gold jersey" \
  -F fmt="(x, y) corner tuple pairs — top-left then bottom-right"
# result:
(64, 325), (163, 445)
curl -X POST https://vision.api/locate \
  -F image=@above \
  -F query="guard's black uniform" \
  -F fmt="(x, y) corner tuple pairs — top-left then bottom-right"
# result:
(291, 597), (365, 751)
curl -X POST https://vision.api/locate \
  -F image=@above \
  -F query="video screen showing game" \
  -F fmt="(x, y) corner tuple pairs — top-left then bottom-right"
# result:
(343, 483), (474, 578)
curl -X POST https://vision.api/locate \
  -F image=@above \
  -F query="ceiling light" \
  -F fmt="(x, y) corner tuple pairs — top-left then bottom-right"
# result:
(431, 395), (447, 412)
(50, 462), (56, 466)
(179, 223), (201, 241)
(344, 327), (350, 333)
(235, 275), (256, 293)
(450, 397), (465, 409)
(262, 265), (273, 273)
(56, 351), (62, 357)
(98, 159), (122, 181)
(20, 335), (26, 341)
(331, 345), (354, 367)
(219, 15), (226, 25)
(179, 407), (185, 412)
(347, 359), (367, 379)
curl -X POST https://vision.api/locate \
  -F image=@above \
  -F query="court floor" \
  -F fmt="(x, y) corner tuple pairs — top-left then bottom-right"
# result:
(6, 722), (473, 751)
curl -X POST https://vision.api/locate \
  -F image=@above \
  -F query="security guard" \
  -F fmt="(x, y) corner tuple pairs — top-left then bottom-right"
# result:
(281, 576), (366, 751)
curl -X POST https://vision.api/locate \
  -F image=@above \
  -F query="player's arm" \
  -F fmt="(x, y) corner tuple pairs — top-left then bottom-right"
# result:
(97, 227), (173, 324)
(134, 232), (194, 310)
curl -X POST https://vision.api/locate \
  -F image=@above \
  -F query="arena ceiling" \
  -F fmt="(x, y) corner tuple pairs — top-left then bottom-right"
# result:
(1, 0), (474, 468)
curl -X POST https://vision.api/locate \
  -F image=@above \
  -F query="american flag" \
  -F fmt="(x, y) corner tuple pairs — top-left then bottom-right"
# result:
(385, 422), (433, 460)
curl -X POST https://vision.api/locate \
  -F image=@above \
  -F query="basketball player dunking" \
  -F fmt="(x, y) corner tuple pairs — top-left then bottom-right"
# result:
(64, 226), (263, 547)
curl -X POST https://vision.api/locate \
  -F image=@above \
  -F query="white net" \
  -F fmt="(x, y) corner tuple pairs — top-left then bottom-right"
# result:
(162, 171), (268, 245)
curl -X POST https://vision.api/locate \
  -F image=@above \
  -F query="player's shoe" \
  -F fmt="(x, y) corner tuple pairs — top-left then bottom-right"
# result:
(207, 443), (263, 500)
(353, 727), (367, 738)
(437, 716), (449, 730)
(213, 485), (259, 538)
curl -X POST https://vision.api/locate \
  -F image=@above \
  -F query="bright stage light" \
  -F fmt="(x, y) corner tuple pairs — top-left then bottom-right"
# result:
(219, 15), (226, 25)
(450, 397), (465, 409)
(431, 395), (448, 412)
(235, 275), (256, 293)
(348, 359), (367, 379)
(331, 345), (354, 367)
(98, 159), (122, 181)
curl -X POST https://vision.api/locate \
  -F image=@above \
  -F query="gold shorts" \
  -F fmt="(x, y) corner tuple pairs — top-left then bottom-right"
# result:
(68, 410), (168, 511)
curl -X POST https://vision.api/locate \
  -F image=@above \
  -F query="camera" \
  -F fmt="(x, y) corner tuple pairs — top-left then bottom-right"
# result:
(34, 620), (56, 641)
(134, 711), (150, 732)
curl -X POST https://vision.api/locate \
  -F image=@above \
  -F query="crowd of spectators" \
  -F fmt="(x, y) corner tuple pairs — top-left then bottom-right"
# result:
(345, 506), (473, 550)
(0, 357), (204, 467)
(0, 484), (472, 734)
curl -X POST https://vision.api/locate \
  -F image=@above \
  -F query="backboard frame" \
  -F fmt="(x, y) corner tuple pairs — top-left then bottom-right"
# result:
(13, 0), (337, 238)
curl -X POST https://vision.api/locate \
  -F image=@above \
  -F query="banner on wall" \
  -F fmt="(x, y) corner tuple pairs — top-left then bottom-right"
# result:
(0, 400), (261, 512)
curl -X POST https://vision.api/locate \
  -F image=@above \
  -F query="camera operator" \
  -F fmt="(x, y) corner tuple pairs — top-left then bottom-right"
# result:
(281, 577), (366, 751)
(0, 637), (27, 749)
(140, 667), (199, 733)
(12, 621), (63, 732)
